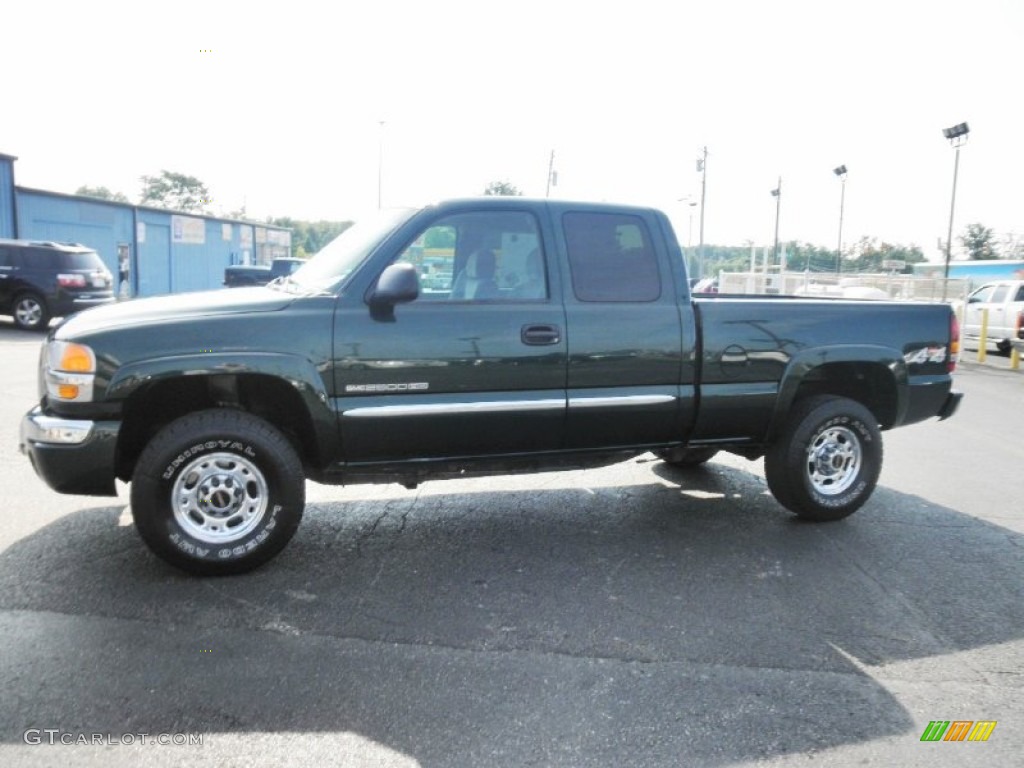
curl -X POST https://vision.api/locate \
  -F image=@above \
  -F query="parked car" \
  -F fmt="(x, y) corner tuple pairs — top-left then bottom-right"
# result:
(224, 257), (304, 287)
(958, 280), (1024, 354)
(0, 239), (115, 330)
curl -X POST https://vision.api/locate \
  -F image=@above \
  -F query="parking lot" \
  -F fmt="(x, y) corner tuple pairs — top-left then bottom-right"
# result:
(0, 320), (1021, 767)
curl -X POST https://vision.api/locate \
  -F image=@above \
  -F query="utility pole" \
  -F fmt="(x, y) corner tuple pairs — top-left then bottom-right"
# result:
(546, 150), (557, 197)
(833, 165), (847, 275)
(771, 177), (782, 266)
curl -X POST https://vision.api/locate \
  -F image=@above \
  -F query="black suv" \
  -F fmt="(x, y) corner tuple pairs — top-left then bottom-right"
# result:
(0, 239), (115, 330)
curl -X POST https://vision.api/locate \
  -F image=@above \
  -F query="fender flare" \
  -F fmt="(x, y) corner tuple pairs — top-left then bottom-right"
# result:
(106, 352), (339, 462)
(766, 344), (909, 442)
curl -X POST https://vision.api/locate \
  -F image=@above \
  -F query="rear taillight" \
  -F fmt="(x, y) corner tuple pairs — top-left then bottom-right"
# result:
(1016, 309), (1023, 340)
(57, 273), (87, 288)
(949, 312), (960, 372)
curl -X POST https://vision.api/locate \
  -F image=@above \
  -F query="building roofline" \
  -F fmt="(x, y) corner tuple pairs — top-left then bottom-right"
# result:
(14, 185), (290, 231)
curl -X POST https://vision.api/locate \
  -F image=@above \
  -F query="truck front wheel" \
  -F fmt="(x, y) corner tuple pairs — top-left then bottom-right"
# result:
(764, 395), (882, 522)
(131, 409), (305, 575)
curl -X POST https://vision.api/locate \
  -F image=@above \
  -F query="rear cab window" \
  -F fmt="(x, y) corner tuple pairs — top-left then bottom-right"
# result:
(562, 212), (661, 302)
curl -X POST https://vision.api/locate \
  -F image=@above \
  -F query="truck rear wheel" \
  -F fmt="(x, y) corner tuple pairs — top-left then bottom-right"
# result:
(764, 395), (882, 522)
(131, 409), (305, 575)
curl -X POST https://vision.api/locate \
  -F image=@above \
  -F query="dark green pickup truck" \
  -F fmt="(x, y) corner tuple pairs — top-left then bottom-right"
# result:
(20, 198), (962, 574)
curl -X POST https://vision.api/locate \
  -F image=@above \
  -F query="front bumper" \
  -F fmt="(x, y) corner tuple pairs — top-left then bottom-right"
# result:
(19, 406), (120, 496)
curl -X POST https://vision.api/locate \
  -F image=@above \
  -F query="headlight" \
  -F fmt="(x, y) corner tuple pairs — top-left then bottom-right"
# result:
(44, 341), (96, 402)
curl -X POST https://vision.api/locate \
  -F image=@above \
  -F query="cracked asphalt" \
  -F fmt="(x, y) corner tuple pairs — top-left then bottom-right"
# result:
(0, 323), (1021, 767)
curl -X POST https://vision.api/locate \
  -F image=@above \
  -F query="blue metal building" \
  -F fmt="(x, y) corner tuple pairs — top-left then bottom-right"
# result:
(0, 153), (16, 239)
(1, 152), (291, 297)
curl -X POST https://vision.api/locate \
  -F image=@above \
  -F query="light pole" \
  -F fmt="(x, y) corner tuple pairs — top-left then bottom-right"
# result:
(688, 200), (697, 248)
(770, 177), (782, 267)
(833, 165), (847, 275)
(942, 122), (969, 299)
(697, 146), (707, 279)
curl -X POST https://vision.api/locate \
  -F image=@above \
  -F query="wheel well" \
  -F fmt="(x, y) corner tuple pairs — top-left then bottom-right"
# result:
(115, 374), (321, 481)
(12, 290), (46, 307)
(790, 362), (898, 428)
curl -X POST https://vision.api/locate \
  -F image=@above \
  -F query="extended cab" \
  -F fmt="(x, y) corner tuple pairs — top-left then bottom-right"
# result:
(223, 257), (304, 287)
(20, 198), (962, 574)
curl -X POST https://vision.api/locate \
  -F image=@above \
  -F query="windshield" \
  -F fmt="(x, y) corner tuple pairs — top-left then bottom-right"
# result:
(286, 208), (415, 293)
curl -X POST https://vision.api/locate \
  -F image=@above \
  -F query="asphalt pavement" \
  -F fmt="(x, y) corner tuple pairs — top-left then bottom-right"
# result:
(0, 322), (1020, 767)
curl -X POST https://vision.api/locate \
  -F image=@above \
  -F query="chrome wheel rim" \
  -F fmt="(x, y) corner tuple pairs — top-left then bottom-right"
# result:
(15, 298), (43, 327)
(171, 452), (269, 544)
(806, 425), (861, 496)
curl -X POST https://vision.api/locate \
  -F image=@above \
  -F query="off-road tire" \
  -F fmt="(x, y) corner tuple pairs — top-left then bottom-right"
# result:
(764, 395), (882, 522)
(131, 409), (305, 575)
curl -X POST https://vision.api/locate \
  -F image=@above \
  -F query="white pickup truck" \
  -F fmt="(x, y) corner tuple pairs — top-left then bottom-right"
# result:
(961, 280), (1024, 353)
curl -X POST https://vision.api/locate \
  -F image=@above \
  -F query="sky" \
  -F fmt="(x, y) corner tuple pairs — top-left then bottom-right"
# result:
(3, 0), (1022, 262)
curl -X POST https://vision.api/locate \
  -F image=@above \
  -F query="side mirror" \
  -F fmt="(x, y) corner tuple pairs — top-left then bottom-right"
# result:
(368, 263), (420, 315)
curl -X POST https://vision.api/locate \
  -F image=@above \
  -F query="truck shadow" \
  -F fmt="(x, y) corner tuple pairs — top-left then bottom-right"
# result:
(0, 458), (1020, 765)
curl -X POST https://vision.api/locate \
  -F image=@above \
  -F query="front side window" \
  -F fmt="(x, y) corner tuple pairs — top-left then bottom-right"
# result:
(395, 211), (547, 302)
(970, 285), (996, 303)
(562, 212), (661, 302)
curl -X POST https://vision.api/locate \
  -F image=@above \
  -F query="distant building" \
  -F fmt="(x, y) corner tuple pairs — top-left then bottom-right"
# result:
(914, 259), (1024, 290)
(0, 152), (290, 297)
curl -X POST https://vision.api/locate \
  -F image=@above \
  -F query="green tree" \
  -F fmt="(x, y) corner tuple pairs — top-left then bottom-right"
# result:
(139, 170), (213, 213)
(848, 237), (925, 272)
(781, 242), (840, 272)
(960, 222), (998, 260)
(1001, 232), (1024, 260)
(424, 226), (456, 248)
(75, 185), (130, 203)
(482, 180), (522, 196)
(266, 217), (353, 257)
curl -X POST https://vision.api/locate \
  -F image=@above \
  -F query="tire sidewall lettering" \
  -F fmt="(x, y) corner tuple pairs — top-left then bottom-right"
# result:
(812, 479), (868, 508)
(161, 440), (257, 480)
(816, 414), (872, 443)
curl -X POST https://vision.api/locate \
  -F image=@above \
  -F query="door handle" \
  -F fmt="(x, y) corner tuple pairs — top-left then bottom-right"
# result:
(521, 324), (561, 345)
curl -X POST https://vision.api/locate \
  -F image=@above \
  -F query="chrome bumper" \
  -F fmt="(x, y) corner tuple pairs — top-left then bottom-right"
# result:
(20, 409), (94, 445)
(20, 406), (120, 496)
